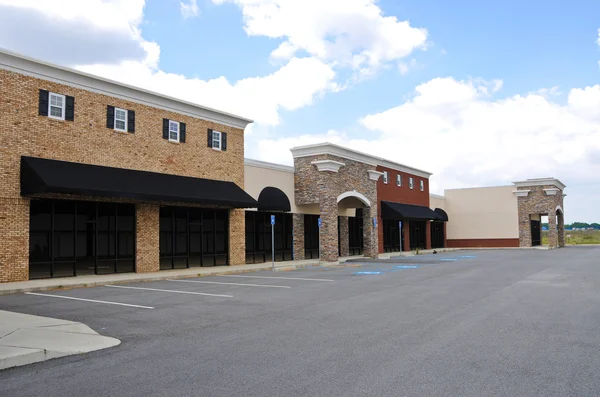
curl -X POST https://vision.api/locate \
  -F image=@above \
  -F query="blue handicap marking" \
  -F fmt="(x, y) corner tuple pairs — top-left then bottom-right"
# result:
(460, 255), (477, 258)
(353, 271), (383, 275)
(440, 258), (459, 261)
(396, 265), (419, 269)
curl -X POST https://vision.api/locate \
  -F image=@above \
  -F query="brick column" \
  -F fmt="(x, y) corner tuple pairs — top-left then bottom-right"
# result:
(320, 196), (339, 262)
(403, 221), (411, 251)
(548, 210), (558, 248)
(363, 207), (378, 258)
(0, 198), (30, 282)
(136, 204), (159, 273)
(229, 209), (246, 265)
(425, 221), (432, 249)
(293, 213), (305, 260)
(339, 216), (349, 257)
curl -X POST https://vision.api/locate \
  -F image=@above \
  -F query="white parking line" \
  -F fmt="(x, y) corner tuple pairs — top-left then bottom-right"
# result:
(104, 284), (233, 298)
(168, 279), (291, 289)
(220, 275), (334, 282)
(25, 292), (154, 309)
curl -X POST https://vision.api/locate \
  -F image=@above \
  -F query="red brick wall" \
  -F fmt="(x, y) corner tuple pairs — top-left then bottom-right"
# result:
(376, 165), (430, 253)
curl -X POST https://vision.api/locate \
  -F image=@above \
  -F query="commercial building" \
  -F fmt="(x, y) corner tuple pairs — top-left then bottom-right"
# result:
(0, 49), (566, 284)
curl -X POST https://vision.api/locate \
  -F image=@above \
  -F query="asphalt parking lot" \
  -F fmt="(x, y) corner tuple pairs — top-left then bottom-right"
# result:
(2, 247), (600, 397)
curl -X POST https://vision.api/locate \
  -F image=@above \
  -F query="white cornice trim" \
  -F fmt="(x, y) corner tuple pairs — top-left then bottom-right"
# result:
(290, 142), (432, 178)
(337, 191), (371, 207)
(244, 158), (294, 173)
(513, 190), (531, 197)
(0, 48), (253, 129)
(429, 193), (445, 200)
(311, 160), (345, 172)
(367, 170), (384, 181)
(544, 188), (560, 196)
(513, 178), (566, 191)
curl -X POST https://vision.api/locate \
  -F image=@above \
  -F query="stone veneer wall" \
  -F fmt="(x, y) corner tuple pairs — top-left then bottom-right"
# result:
(292, 213), (305, 260)
(516, 185), (565, 248)
(294, 154), (378, 261)
(339, 216), (349, 257)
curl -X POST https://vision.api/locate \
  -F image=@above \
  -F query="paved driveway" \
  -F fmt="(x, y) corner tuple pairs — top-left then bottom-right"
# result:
(1, 247), (600, 397)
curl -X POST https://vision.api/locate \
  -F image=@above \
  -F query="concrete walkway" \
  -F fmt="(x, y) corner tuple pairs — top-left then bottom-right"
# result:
(0, 310), (120, 370)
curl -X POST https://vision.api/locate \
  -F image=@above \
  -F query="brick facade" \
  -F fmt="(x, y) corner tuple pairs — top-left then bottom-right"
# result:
(293, 155), (379, 262)
(0, 66), (249, 282)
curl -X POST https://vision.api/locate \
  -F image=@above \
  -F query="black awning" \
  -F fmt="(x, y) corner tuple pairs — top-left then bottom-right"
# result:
(381, 201), (443, 221)
(257, 187), (291, 212)
(434, 208), (448, 222)
(20, 156), (259, 208)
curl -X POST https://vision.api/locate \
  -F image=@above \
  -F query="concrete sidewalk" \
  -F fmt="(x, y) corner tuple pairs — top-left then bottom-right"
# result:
(0, 310), (120, 370)
(0, 259), (323, 296)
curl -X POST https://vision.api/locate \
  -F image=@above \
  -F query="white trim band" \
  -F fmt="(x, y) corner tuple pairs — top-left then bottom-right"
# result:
(311, 159), (345, 172)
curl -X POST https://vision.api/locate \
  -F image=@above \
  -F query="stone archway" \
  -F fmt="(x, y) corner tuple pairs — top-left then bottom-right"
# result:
(291, 147), (382, 262)
(337, 192), (371, 258)
(514, 178), (566, 248)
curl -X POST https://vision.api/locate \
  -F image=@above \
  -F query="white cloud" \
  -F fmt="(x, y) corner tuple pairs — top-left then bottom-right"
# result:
(180, 0), (200, 19)
(213, 0), (427, 76)
(78, 56), (337, 125)
(0, 0), (152, 65)
(0, 0), (338, 126)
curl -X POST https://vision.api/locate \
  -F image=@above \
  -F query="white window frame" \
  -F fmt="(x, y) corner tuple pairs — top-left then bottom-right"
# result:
(48, 92), (65, 121)
(168, 120), (180, 143)
(383, 171), (388, 184)
(212, 130), (222, 151)
(420, 180), (424, 191)
(114, 108), (128, 132)
(397, 174), (402, 187)
(409, 177), (414, 189)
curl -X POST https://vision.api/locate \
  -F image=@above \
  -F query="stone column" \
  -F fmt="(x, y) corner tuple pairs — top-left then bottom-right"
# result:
(548, 211), (558, 248)
(425, 221), (432, 250)
(228, 209), (246, 265)
(292, 213), (305, 260)
(403, 221), (411, 251)
(136, 204), (159, 273)
(558, 212), (565, 247)
(362, 207), (378, 258)
(0, 198), (30, 282)
(518, 212), (532, 247)
(320, 196), (339, 262)
(339, 216), (350, 257)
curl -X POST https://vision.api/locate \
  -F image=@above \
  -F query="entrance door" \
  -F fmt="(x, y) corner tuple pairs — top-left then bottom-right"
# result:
(531, 220), (541, 246)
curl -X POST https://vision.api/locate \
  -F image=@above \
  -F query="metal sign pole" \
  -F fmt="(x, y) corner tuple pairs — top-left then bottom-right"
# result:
(318, 217), (322, 261)
(271, 215), (275, 270)
(399, 221), (402, 252)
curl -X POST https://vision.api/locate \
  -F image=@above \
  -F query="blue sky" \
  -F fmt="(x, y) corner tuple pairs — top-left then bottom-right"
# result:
(0, 0), (599, 222)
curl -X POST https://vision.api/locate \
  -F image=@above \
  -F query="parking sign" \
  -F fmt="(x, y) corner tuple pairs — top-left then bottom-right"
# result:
(271, 215), (275, 225)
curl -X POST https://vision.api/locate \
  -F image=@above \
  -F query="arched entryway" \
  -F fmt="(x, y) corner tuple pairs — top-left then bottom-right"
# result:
(337, 192), (371, 258)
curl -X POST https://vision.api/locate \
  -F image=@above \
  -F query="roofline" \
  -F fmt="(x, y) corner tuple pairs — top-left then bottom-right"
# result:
(289, 142), (432, 178)
(0, 48), (253, 129)
(513, 178), (566, 191)
(429, 193), (445, 200)
(244, 158), (295, 173)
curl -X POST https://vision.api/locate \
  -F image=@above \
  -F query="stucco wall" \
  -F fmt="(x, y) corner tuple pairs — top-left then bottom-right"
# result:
(429, 194), (445, 211)
(444, 186), (519, 239)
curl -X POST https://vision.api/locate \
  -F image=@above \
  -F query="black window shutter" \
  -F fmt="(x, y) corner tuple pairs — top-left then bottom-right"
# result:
(127, 110), (135, 133)
(65, 96), (75, 121)
(106, 105), (115, 129)
(38, 90), (49, 116)
(221, 132), (227, 151)
(180, 122), (186, 143)
(162, 118), (169, 139)
(207, 129), (213, 148)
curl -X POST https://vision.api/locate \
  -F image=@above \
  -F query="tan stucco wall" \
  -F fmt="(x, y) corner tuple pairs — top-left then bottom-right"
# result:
(430, 195), (446, 211)
(444, 186), (519, 239)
